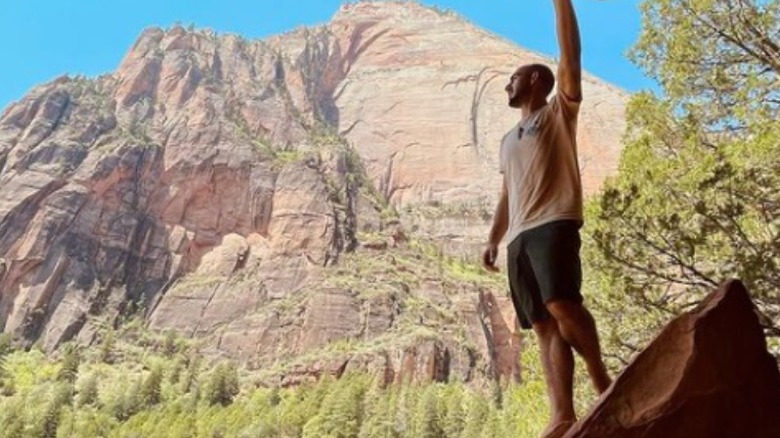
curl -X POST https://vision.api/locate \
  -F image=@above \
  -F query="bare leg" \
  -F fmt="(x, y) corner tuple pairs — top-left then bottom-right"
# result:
(533, 318), (576, 435)
(546, 299), (612, 393)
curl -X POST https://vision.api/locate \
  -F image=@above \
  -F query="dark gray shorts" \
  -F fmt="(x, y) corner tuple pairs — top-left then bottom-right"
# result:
(507, 220), (583, 329)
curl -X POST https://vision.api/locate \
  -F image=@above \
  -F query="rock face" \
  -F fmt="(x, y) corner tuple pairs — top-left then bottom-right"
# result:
(0, 2), (627, 383)
(329, 3), (626, 204)
(325, 3), (627, 257)
(564, 280), (780, 438)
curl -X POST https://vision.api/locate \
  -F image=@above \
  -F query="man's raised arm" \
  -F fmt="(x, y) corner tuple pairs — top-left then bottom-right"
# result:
(553, 0), (582, 101)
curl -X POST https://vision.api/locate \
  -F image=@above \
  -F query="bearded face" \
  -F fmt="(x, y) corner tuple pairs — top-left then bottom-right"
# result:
(505, 66), (540, 108)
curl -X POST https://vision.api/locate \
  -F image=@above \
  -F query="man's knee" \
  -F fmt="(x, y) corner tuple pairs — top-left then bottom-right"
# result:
(532, 317), (559, 340)
(545, 298), (584, 323)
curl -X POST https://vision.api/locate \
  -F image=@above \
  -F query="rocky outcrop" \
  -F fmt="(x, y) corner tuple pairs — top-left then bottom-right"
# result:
(564, 280), (780, 438)
(0, 2), (627, 383)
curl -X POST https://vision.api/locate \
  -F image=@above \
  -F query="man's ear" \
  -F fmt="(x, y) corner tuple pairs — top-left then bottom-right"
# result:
(530, 71), (539, 85)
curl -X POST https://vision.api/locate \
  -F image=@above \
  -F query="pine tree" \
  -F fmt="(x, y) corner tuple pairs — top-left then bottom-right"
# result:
(301, 374), (369, 438)
(0, 397), (25, 438)
(163, 330), (179, 356)
(442, 385), (465, 438)
(109, 379), (141, 421)
(358, 389), (398, 438)
(181, 354), (202, 395)
(99, 330), (116, 364)
(0, 332), (12, 357)
(479, 407), (505, 438)
(393, 384), (418, 438)
(411, 384), (444, 438)
(76, 373), (100, 407)
(461, 393), (489, 438)
(204, 362), (240, 406)
(57, 343), (81, 384)
(168, 358), (184, 386)
(140, 364), (164, 407)
(41, 383), (73, 438)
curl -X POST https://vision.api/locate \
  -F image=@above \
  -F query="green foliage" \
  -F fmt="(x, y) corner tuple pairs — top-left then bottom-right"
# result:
(140, 363), (164, 407)
(0, 333), (12, 383)
(40, 383), (72, 438)
(180, 354), (202, 395)
(586, 0), (780, 364)
(0, 339), (601, 437)
(99, 330), (116, 364)
(0, 333), (12, 356)
(105, 377), (142, 421)
(301, 373), (370, 438)
(203, 362), (240, 406)
(0, 397), (26, 438)
(57, 343), (81, 384)
(409, 384), (445, 438)
(460, 391), (490, 438)
(3, 349), (59, 391)
(441, 385), (465, 438)
(631, 0), (780, 130)
(75, 373), (99, 407)
(163, 330), (180, 357)
(358, 384), (398, 438)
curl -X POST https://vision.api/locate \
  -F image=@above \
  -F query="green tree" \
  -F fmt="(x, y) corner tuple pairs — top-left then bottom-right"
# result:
(99, 330), (116, 364)
(393, 384), (418, 438)
(460, 392), (490, 438)
(40, 383), (73, 438)
(57, 343), (81, 384)
(163, 330), (179, 357)
(410, 384), (444, 438)
(204, 362), (240, 406)
(358, 389), (398, 438)
(181, 354), (202, 395)
(0, 333), (12, 356)
(0, 397), (26, 438)
(441, 385), (465, 438)
(107, 379), (141, 421)
(586, 0), (780, 365)
(140, 363), (164, 407)
(479, 407), (506, 438)
(76, 373), (100, 407)
(631, 0), (780, 130)
(0, 333), (12, 384)
(301, 374), (369, 438)
(277, 378), (332, 436)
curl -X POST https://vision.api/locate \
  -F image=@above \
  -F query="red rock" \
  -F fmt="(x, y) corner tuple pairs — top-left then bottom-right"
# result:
(564, 280), (780, 438)
(0, 2), (626, 383)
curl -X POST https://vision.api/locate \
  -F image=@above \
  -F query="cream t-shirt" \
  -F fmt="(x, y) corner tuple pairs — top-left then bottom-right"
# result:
(499, 93), (583, 245)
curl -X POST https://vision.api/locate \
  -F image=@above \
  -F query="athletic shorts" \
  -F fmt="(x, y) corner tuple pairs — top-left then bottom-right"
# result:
(506, 219), (584, 329)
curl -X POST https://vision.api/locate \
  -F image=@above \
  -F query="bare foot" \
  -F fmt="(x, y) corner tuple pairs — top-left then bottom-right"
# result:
(540, 420), (576, 438)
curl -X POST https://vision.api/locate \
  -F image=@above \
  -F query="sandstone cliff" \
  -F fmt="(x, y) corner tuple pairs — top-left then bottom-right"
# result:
(0, 2), (627, 384)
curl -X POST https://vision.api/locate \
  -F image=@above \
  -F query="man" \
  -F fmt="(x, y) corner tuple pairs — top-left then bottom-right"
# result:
(482, 1), (612, 436)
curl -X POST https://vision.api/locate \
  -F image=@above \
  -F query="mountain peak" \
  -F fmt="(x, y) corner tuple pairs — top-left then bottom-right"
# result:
(333, 1), (462, 23)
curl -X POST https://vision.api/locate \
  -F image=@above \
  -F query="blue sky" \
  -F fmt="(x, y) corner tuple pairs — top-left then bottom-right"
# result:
(0, 0), (654, 110)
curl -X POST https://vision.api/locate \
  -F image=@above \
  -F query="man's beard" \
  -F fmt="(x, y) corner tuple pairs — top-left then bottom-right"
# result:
(508, 93), (522, 108)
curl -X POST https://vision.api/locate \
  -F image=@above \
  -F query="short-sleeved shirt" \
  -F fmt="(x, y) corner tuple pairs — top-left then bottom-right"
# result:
(499, 93), (583, 245)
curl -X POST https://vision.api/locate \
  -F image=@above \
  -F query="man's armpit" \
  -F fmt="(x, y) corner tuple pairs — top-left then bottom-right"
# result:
(552, 93), (581, 120)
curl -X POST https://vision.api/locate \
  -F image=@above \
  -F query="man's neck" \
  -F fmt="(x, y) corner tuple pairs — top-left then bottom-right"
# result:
(520, 96), (549, 120)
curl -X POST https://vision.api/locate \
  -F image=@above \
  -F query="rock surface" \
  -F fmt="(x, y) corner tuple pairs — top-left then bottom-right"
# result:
(0, 2), (627, 383)
(563, 280), (780, 438)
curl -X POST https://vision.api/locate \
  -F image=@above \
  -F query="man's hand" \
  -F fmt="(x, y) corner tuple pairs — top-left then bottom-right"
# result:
(482, 243), (500, 273)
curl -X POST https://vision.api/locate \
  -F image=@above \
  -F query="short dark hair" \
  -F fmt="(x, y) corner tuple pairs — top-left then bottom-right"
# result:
(528, 64), (555, 98)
